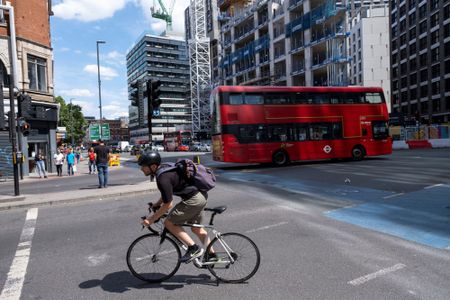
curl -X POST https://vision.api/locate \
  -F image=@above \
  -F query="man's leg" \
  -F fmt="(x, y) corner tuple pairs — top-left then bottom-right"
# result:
(103, 166), (108, 187)
(164, 219), (195, 246)
(191, 227), (211, 248)
(97, 165), (104, 187)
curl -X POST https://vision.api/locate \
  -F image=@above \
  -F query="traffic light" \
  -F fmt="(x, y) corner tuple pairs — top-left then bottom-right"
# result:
(18, 93), (32, 118)
(17, 118), (31, 136)
(130, 81), (140, 106)
(150, 80), (162, 108)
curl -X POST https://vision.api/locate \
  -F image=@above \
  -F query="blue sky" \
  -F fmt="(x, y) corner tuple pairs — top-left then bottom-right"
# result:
(51, 0), (189, 119)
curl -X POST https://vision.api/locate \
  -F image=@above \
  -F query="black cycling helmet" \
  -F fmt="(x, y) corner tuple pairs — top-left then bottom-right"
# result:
(137, 151), (161, 166)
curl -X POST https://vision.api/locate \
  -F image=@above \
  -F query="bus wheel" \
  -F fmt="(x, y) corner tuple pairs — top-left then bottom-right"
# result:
(272, 151), (289, 166)
(351, 146), (365, 161)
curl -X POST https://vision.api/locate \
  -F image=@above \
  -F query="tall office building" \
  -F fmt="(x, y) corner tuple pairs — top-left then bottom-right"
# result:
(126, 33), (191, 144)
(390, 0), (450, 123)
(348, 4), (391, 111)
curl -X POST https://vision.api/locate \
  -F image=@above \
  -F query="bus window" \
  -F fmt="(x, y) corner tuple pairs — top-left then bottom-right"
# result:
(239, 125), (267, 143)
(245, 94), (264, 104)
(229, 94), (244, 105)
(266, 93), (291, 104)
(365, 93), (384, 104)
(268, 125), (288, 142)
(292, 124), (308, 141)
(332, 123), (343, 139)
(372, 121), (389, 139)
(310, 123), (331, 140)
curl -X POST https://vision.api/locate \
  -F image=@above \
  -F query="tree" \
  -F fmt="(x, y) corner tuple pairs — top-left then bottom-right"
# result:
(55, 96), (87, 145)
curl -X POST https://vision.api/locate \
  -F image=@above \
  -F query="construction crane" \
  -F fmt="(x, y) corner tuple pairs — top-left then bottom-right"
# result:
(151, 0), (175, 31)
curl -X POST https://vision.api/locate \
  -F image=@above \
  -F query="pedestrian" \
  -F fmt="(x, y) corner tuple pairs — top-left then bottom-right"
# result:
(53, 149), (65, 177)
(94, 140), (110, 188)
(34, 152), (48, 178)
(88, 147), (96, 174)
(66, 148), (75, 176)
(75, 147), (81, 163)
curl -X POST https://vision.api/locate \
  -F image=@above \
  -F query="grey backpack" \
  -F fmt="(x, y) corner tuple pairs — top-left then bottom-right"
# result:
(156, 159), (216, 192)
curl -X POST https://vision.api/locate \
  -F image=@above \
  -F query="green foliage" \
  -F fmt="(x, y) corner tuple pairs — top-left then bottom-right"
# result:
(55, 96), (87, 145)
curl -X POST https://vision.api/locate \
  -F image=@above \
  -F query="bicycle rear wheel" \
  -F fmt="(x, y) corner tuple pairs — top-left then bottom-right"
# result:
(127, 233), (181, 283)
(205, 232), (260, 283)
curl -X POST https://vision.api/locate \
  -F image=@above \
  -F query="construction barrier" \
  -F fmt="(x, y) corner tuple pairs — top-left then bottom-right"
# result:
(109, 154), (120, 167)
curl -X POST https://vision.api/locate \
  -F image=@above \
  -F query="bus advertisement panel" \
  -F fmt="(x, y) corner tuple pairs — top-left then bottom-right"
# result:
(211, 86), (392, 165)
(163, 130), (192, 151)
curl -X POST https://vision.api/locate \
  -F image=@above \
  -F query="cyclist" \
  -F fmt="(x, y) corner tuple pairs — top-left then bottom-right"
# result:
(138, 151), (212, 263)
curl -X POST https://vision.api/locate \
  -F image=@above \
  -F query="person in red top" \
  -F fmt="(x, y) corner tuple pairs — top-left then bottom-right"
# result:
(88, 147), (96, 174)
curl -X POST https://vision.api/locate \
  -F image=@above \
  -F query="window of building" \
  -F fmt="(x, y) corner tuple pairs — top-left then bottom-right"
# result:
(409, 27), (416, 40)
(431, 64), (440, 78)
(430, 0), (439, 10)
(410, 87), (417, 100)
(409, 42), (416, 55)
(400, 19), (406, 32)
(421, 101), (428, 114)
(27, 55), (47, 92)
(433, 99), (440, 112)
(445, 4), (450, 20)
(420, 84), (428, 98)
(431, 31), (439, 45)
(430, 13), (439, 28)
(419, 37), (427, 50)
(431, 47), (439, 63)
(410, 73), (417, 85)
(432, 81), (440, 95)
(419, 20), (427, 34)
(409, 12), (416, 26)
(400, 48), (407, 60)
(400, 34), (407, 46)
(419, 4), (427, 19)
(401, 77), (407, 88)
(420, 68), (428, 81)
(419, 53), (427, 67)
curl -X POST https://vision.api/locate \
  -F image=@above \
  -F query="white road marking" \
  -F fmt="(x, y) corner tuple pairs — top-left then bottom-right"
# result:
(86, 253), (110, 267)
(0, 208), (38, 300)
(424, 184), (444, 189)
(382, 193), (405, 199)
(245, 221), (289, 233)
(348, 263), (406, 286)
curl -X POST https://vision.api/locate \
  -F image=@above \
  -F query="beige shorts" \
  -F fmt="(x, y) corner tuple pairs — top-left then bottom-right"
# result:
(167, 192), (207, 225)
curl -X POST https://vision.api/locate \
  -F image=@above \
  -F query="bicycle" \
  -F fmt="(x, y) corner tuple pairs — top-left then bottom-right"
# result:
(126, 203), (261, 283)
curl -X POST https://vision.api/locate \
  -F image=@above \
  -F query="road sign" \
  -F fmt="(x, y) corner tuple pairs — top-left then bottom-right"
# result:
(89, 124), (100, 141)
(101, 123), (110, 140)
(89, 123), (110, 141)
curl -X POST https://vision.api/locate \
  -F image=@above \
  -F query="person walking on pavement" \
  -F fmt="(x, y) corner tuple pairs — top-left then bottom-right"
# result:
(34, 152), (48, 178)
(66, 148), (76, 176)
(88, 147), (96, 174)
(53, 149), (65, 177)
(94, 140), (110, 188)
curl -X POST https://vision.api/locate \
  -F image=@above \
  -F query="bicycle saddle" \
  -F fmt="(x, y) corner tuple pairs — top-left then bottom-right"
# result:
(204, 206), (227, 214)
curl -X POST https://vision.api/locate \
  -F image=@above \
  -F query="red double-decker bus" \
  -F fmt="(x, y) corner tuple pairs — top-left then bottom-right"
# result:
(211, 86), (392, 165)
(163, 130), (192, 151)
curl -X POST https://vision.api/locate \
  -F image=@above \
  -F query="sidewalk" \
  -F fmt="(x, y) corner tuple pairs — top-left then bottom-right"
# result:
(0, 157), (158, 211)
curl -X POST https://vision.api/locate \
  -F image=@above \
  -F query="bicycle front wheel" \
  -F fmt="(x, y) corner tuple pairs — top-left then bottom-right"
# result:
(126, 233), (181, 283)
(205, 232), (260, 283)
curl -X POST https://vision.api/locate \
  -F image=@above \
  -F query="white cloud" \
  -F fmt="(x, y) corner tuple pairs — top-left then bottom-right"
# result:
(102, 101), (129, 119)
(105, 51), (126, 66)
(53, 0), (128, 22)
(60, 88), (94, 97)
(83, 64), (118, 79)
(72, 100), (98, 117)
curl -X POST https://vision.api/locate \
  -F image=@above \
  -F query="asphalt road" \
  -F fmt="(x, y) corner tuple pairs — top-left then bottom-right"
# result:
(0, 149), (449, 299)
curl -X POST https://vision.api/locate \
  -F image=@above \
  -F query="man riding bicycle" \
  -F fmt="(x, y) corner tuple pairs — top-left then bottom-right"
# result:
(138, 151), (212, 263)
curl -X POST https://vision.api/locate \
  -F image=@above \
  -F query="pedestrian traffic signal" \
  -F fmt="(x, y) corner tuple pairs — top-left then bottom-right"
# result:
(151, 80), (162, 108)
(18, 118), (31, 136)
(130, 81), (140, 107)
(18, 93), (32, 118)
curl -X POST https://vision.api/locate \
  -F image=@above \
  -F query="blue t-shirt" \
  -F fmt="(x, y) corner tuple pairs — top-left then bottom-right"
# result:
(67, 153), (75, 164)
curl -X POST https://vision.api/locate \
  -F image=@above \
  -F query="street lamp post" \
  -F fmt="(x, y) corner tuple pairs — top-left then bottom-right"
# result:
(96, 40), (106, 140)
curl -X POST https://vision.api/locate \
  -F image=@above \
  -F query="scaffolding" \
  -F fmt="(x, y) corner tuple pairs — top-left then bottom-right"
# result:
(188, 0), (211, 138)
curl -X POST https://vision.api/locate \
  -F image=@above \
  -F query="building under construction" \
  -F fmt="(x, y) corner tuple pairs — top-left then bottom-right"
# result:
(216, 0), (351, 86)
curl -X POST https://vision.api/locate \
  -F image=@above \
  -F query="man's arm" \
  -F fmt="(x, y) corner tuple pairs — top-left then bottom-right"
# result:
(144, 199), (172, 225)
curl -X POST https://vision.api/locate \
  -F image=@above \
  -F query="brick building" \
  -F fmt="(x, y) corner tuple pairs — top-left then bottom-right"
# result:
(0, 0), (56, 177)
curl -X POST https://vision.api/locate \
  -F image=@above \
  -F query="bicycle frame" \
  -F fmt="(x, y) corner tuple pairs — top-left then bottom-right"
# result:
(150, 221), (235, 269)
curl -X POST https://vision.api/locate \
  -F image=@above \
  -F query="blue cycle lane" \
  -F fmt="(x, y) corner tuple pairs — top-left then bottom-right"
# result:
(220, 171), (450, 250)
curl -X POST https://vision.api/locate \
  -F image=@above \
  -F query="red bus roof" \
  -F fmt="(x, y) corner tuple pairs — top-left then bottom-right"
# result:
(214, 86), (384, 94)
